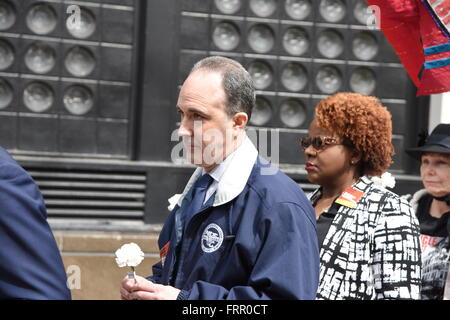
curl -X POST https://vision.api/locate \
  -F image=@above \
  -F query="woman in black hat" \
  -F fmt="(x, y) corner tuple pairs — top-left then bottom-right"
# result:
(407, 123), (450, 300)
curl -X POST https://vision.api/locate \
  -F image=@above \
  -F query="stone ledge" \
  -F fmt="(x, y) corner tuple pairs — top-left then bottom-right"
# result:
(53, 230), (160, 253)
(62, 254), (159, 300)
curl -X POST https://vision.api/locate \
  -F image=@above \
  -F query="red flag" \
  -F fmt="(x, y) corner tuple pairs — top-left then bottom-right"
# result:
(366, 0), (450, 96)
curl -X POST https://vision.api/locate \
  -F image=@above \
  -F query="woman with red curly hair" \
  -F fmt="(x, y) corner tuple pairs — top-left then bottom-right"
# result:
(302, 92), (421, 300)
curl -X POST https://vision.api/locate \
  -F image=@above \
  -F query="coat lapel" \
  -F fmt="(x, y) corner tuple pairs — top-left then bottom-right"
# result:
(318, 176), (374, 298)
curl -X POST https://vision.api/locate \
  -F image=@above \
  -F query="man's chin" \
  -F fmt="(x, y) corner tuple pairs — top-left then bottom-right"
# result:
(185, 155), (222, 170)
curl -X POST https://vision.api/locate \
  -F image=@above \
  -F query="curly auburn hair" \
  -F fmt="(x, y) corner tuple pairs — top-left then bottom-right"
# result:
(315, 92), (394, 177)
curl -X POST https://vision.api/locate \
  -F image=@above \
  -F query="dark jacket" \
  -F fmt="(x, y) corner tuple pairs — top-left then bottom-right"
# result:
(0, 147), (71, 300)
(149, 138), (319, 300)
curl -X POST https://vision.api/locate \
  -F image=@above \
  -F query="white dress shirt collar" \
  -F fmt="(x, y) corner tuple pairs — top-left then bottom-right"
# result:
(177, 135), (258, 207)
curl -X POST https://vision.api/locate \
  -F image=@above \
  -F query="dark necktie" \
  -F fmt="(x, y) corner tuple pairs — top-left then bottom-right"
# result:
(184, 173), (214, 229)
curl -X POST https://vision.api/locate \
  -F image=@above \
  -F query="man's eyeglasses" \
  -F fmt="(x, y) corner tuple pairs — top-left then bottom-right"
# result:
(300, 136), (342, 151)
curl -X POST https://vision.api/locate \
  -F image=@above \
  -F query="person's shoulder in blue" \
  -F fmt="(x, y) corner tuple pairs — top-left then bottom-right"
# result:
(0, 147), (71, 300)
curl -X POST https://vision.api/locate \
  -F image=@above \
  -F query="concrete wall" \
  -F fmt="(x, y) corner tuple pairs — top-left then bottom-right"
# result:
(53, 231), (160, 300)
(429, 92), (450, 131)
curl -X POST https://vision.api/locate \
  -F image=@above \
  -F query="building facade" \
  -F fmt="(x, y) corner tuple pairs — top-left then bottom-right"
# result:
(0, 0), (430, 298)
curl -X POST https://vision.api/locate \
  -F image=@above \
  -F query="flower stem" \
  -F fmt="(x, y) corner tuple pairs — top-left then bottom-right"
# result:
(130, 266), (137, 284)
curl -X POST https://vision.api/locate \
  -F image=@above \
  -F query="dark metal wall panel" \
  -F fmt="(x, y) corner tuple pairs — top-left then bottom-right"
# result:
(0, 0), (140, 158)
(136, 0), (180, 162)
(2, 0), (429, 227)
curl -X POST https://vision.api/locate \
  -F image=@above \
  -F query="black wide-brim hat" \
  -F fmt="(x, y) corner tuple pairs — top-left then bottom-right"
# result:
(406, 123), (450, 159)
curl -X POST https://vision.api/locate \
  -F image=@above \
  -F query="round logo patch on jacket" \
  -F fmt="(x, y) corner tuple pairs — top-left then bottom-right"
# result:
(201, 223), (223, 253)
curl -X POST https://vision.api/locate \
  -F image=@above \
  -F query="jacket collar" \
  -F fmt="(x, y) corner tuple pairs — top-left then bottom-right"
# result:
(308, 175), (374, 206)
(177, 136), (258, 207)
(410, 189), (428, 212)
(354, 175), (374, 192)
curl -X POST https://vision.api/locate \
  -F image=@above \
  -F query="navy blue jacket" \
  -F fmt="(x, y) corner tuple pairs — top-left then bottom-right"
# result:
(0, 147), (71, 300)
(149, 155), (319, 300)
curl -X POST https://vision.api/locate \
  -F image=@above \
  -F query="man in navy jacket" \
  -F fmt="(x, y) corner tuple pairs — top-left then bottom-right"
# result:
(121, 56), (319, 300)
(0, 147), (71, 299)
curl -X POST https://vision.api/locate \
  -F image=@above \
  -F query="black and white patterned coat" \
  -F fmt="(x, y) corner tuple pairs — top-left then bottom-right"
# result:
(311, 176), (422, 300)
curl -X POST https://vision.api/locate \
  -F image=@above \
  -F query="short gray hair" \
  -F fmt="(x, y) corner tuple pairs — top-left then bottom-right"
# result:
(190, 56), (255, 119)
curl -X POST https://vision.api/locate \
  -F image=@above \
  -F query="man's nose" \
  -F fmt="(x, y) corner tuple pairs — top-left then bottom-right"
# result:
(178, 119), (192, 137)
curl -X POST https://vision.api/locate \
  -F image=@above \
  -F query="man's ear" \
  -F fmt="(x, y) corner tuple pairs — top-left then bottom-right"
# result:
(233, 112), (248, 130)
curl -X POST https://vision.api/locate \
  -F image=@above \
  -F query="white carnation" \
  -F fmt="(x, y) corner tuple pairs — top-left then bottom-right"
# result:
(371, 172), (396, 189)
(115, 243), (145, 268)
(168, 193), (182, 211)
